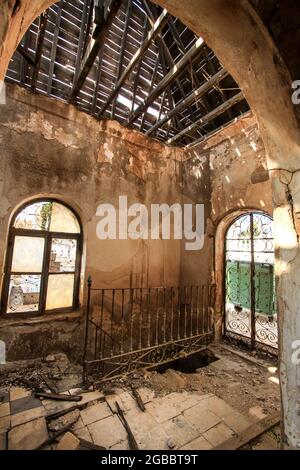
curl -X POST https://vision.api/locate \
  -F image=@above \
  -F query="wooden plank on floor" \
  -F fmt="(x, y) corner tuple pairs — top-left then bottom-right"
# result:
(213, 411), (281, 450)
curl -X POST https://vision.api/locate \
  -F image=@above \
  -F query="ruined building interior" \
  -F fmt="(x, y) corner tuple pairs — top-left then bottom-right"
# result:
(0, 0), (299, 453)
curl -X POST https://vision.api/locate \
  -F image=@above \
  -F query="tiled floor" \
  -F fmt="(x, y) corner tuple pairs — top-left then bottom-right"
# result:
(0, 384), (256, 450)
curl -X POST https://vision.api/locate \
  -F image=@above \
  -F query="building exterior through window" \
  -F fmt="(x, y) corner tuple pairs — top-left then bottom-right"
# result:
(224, 212), (278, 355)
(1, 199), (82, 316)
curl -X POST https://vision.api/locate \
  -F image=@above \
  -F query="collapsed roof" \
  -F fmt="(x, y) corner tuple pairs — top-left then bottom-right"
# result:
(6, 0), (249, 147)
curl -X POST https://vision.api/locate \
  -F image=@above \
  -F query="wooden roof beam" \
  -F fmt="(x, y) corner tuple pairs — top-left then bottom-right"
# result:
(47, 2), (63, 96)
(17, 44), (35, 67)
(111, 0), (133, 118)
(167, 91), (245, 145)
(68, 0), (121, 104)
(141, 0), (186, 101)
(127, 36), (205, 126)
(31, 12), (48, 92)
(146, 67), (228, 136)
(96, 7), (169, 117)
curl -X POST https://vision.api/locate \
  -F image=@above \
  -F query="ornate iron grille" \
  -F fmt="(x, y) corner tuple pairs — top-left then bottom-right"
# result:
(83, 279), (213, 383)
(224, 212), (278, 355)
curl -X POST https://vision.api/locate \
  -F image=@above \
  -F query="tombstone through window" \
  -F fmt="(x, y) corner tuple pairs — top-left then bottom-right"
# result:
(1, 200), (82, 316)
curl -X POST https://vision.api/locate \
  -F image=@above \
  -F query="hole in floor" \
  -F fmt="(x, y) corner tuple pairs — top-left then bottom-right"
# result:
(155, 350), (218, 374)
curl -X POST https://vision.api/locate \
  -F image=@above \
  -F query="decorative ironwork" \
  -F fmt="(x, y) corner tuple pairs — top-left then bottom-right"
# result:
(225, 212), (278, 356)
(83, 282), (213, 383)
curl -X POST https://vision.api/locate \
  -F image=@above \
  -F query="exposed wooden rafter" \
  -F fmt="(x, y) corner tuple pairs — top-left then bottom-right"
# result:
(6, 0), (249, 147)
(147, 67), (228, 136)
(127, 36), (205, 126)
(47, 1), (63, 95)
(31, 12), (48, 92)
(168, 91), (245, 145)
(96, 7), (169, 116)
(16, 45), (35, 67)
(69, 0), (122, 104)
(111, 0), (133, 118)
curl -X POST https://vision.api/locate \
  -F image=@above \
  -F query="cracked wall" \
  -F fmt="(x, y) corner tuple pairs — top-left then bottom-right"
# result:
(0, 83), (185, 361)
(2, 0), (300, 448)
(180, 113), (273, 340)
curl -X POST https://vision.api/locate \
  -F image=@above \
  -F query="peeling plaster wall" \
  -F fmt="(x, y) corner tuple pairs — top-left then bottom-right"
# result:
(0, 83), (185, 361)
(208, 113), (272, 220)
(0, 86), (272, 365)
(180, 144), (212, 287)
(205, 114), (272, 341)
(180, 113), (273, 338)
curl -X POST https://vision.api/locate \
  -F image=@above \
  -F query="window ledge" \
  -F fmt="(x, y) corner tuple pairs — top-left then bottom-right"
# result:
(0, 309), (83, 328)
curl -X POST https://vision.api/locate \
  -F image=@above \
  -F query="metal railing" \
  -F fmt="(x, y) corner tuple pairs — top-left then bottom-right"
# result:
(83, 278), (214, 383)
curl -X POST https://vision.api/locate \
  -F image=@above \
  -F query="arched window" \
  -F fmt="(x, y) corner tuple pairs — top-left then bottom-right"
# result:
(2, 200), (82, 316)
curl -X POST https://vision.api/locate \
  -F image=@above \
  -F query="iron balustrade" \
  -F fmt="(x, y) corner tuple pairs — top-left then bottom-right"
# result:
(83, 278), (214, 383)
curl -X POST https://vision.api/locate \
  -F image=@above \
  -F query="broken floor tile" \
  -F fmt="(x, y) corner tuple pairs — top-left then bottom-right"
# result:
(248, 406), (267, 421)
(183, 404), (221, 434)
(181, 435), (213, 450)
(10, 387), (31, 402)
(0, 402), (10, 418)
(42, 398), (78, 416)
(0, 415), (11, 433)
(0, 431), (7, 450)
(206, 396), (236, 419)
(222, 410), (252, 434)
(137, 425), (169, 451)
(203, 422), (235, 447)
(73, 425), (93, 442)
(56, 432), (80, 450)
(136, 387), (155, 404)
(161, 415), (200, 449)
(0, 391), (9, 403)
(124, 408), (157, 435)
(48, 410), (80, 432)
(11, 405), (45, 427)
(8, 417), (48, 450)
(105, 391), (137, 413)
(10, 396), (42, 415)
(146, 398), (182, 423)
(110, 440), (129, 450)
(165, 392), (212, 413)
(71, 415), (85, 431)
(79, 391), (104, 405)
(80, 402), (112, 426)
(88, 415), (127, 448)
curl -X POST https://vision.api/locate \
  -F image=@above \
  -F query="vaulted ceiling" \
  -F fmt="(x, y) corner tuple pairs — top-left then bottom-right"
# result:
(6, 0), (249, 147)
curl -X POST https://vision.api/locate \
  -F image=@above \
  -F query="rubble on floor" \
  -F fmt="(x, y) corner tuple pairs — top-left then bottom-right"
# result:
(0, 344), (281, 451)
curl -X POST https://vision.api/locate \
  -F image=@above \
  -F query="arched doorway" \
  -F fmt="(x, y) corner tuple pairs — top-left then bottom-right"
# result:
(224, 212), (277, 355)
